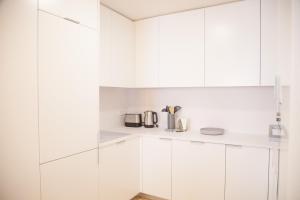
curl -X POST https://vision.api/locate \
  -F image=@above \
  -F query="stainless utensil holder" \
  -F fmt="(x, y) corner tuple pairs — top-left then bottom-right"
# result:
(168, 114), (176, 130)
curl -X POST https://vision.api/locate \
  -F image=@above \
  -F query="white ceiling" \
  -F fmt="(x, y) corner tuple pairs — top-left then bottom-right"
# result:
(100, 0), (240, 21)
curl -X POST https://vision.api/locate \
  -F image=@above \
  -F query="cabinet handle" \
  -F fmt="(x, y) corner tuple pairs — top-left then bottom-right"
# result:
(116, 140), (126, 144)
(227, 144), (243, 148)
(190, 140), (205, 144)
(159, 137), (172, 141)
(63, 17), (80, 24)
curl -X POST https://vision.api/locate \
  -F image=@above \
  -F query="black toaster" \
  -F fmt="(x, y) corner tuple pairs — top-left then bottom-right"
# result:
(124, 114), (143, 127)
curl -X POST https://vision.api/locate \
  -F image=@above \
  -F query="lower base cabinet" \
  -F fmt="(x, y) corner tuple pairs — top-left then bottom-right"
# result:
(142, 137), (172, 199)
(172, 140), (225, 200)
(40, 149), (99, 200)
(225, 145), (269, 200)
(99, 137), (140, 200)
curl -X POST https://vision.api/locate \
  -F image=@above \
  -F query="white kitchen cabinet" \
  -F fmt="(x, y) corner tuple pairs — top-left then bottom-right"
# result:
(205, 0), (260, 87)
(111, 10), (135, 87)
(100, 5), (112, 86)
(99, 137), (140, 200)
(225, 145), (269, 200)
(172, 140), (225, 200)
(39, 12), (99, 163)
(41, 150), (98, 200)
(135, 18), (160, 87)
(39, 0), (99, 29)
(99, 5), (135, 87)
(159, 10), (205, 87)
(261, 0), (292, 86)
(142, 137), (172, 199)
(0, 1), (41, 199)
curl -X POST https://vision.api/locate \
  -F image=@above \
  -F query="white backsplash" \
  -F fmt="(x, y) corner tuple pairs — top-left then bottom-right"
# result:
(100, 87), (278, 135)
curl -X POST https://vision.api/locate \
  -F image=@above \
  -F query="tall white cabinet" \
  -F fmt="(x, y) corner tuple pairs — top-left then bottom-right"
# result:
(0, 1), (41, 199)
(38, 1), (100, 200)
(41, 150), (98, 200)
(205, 0), (261, 87)
(38, 11), (99, 163)
(225, 145), (269, 200)
(159, 9), (205, 87)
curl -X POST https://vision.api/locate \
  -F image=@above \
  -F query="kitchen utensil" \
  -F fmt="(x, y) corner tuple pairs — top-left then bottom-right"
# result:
(168, 106), (175, 114)
(124, 114), (142, 127)
(174, 106), (182, 113)
(200, 127), (225, 135)
(144, 111), (158, 128)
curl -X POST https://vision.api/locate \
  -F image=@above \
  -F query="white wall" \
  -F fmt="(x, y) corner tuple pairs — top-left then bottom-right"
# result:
(286, 0), (300, 199)
(0, 0), (40, 200)
(100, 87), (132, 129)
(100, 87), (277, 135)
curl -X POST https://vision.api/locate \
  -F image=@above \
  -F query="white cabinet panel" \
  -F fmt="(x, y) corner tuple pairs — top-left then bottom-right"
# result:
(0, 1), (40, 199)
(225, 145), (269, 200)
(39, 12), (99, 163)
(99, 137), (140, 200)
(111, 11), (135, 87)
(39, 0), (99, 29)
(205, 0), (260, 86)
(159, 10), (205, 87)
(261, 0), (292, 86)
(135, 18), (160, 87)
(99, 5), (135, 87)
(100, 5), (112, 86)
(172, 140), (225, 200)
(142, 137), (172, 199)
(41, 150), (98, 200)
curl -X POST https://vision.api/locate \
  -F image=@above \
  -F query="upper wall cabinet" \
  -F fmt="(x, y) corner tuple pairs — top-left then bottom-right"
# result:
(39, 0), (99, 29)
(261, 0), (292, 86)
(99, 5), (135, 88)
(100, 6), (112, 86)
(111, 10), (135, 87)
(135, 18), (160, 87)
(205, 0), (260, 87)
(39, 12), (99, 163)
(159, 10), (205, 87)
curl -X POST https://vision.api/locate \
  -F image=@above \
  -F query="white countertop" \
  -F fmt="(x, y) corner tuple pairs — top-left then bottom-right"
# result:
(100, 127), (284, 149)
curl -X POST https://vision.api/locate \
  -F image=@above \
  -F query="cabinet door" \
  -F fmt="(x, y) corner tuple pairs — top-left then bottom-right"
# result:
(39, 12), (99, 163)
(41, 150), (98, 200)
(205, 0), (260, 86)
(135, 18), (160, 87)
(111, 11), (135, 87)
(142, 137), (172, 199)
(225, 145), (269, 200)
(99, 137), (140, 200)
(100, 5), (112, 86)
(0, 1), (40, 199)
(39, 0), (98, 29)
(261, 0), (292, 86)
(172, 140), (225, 200)
(159, 10), (205, 87)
